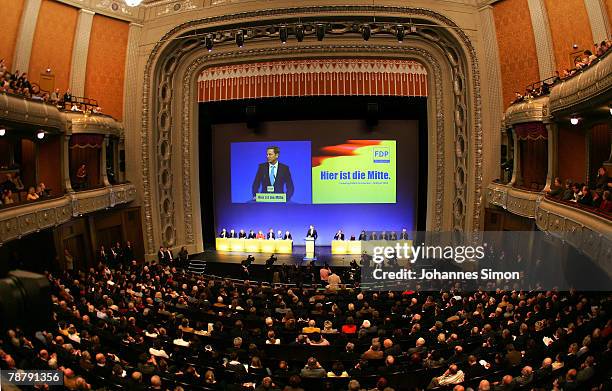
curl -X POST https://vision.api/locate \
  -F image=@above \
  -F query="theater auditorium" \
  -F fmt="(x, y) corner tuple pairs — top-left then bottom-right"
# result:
(0, 0), (611, 390)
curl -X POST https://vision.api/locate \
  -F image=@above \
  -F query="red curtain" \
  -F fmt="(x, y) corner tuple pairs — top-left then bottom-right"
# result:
(515, 122), (547, 141)
(69, 134), (104, 148)
(519, 139), (548, 190)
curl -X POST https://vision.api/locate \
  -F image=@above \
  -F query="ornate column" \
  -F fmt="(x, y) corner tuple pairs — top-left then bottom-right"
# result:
(510, 127), (522, 186)
(101, 134), (110, 187)
(12, 0), (42, 73)
(122, 22), (143, 183)
(69, 9), (95, 97)
(527, 0), (557, 79)
(584, 0), (611, 44)
(478, 5), (504, 185)
(62, 134), (74, 193)
(544, 122), (558, 191)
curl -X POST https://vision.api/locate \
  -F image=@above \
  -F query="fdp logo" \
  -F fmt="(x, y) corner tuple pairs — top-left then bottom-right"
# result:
(373, 147), (390, 163)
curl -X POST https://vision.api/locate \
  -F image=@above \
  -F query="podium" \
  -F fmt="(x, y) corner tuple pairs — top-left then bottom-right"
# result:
(304, 237), (316, 260)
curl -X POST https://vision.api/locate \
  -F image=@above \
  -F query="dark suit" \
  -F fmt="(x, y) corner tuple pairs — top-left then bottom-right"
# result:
(389, 232), (398, 240)
(266, 232), (275, 239)
(252, 162), (294, 200)
(284, 233), (293, 240)
(334, 233), (345, 240)
(238, 231), (247, 238)
(358, 232), (367, 240)
(219, 231), (227, 238)
(400, 231), (409, 240)
(306, 228), (318, 240)
(228, 231), (237, 238)
(247, 232), (256, 239)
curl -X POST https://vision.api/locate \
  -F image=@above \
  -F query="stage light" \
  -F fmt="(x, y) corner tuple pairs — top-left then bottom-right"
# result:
(396, 25), (405, 42)
(235, 30), (244, 48)
(609, 105), (612, 115)
(205, 35), (213, 52)
(570, 117), (579, 125)
(316, 24), (326, 41)
(124, 0), (142, 6)
(362, 24), (371, 41)
(0, 128), (5, 136)
(36, 130), (45, 139)
(296, 24), (305, 42)
(279, 26), (288, 44)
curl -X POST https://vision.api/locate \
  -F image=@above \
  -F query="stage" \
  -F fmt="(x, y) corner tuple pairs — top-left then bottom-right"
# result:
(187, 245), (360, 283)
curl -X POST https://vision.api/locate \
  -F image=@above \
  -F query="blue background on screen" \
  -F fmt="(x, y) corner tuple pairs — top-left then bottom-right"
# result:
(213, 120), (418, 246)
(231, 141), (312, 204)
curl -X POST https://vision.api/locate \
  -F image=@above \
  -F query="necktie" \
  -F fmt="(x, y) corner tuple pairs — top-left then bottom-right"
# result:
(270, 165), (276, 186)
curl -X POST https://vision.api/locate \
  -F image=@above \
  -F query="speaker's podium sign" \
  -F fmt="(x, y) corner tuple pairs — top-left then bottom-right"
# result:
(255, 193), (287, 203)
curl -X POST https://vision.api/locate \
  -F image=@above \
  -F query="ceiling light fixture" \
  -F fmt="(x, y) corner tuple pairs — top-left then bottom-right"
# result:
(0, 128), (5, 136)
(37, 130), (45, 139)
(570, 117), (579, 125)
(124, 0), (142, 7)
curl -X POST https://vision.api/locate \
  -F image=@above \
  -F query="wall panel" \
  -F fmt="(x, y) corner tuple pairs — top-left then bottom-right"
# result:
(606, 0), (612, 29)
(545, 0), (594, 73)
(29, 0), (78, 93)
(84, 14), (129, 120)
(0, 0), (25, 71)
(558, 126), (587, 183)
(493, 0), (541, 108)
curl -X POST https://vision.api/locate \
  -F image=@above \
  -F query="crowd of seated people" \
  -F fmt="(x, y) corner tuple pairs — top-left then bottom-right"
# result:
(545, 167), (612, 214)
(0, 173), (50, 206)
(511, 39), (611, 105)
(0, 253), (610, 391)
(0, 59), (103, 113)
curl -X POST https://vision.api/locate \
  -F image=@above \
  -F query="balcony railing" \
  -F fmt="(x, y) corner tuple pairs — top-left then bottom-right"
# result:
(488, 182), (612, 275)
(0, 182), (136, 244)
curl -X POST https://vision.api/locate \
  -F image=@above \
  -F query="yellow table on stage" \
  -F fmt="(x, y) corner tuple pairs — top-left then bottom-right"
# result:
(332, 240), (363, 255)
(216, 238), (292, 254)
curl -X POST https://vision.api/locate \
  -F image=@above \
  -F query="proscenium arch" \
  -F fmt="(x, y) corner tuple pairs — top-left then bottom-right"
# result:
(140, 6), (483, 256)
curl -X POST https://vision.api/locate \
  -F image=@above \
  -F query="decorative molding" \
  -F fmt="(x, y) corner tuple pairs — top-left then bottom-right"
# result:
(154, 0), (199, 16)
(504, 96), (550, 126)
(140, 5), (484, 254)
(527, 0), (557, 79)
(12, 0), (43, 73)
(69, 9), (95, 97)
(536, 196), (612, 279)
(487, 182), (611, 278)
(53, 0), (144, 22)
(0, 94), (67, 131)
(548, 52), (612, 115)
(486, 183), (541, 218)
(65, 112), (124, 136)
(0, 183), (135, 244)
(197, 59), (428, 101)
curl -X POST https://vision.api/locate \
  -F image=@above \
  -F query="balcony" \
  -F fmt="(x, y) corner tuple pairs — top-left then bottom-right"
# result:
(488, 182), (612, 276)
(504, 96), (550, 127)
(536, 196), (612, 275)
(487, 182), (542, 218)
(0, 92), (66, 130)
(549, 50), (612, 117)
(0, 182), (135, 244)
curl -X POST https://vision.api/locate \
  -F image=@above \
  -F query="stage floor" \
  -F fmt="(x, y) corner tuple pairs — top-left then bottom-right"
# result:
(193, 245), (361, 267)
